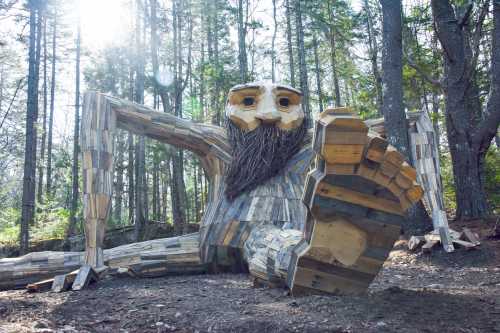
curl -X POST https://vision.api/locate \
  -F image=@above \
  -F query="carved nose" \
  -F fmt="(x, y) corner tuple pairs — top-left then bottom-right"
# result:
(255, 109), (281, 124)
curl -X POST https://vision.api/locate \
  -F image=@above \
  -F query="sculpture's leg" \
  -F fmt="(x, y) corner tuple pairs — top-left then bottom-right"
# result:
(81, 92), (116, 267)
(285, 111), (423, 295)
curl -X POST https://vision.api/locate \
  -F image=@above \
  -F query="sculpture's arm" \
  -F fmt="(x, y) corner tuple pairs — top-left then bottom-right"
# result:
(98, 92), (231, 165)
(81, 92), (229, 267)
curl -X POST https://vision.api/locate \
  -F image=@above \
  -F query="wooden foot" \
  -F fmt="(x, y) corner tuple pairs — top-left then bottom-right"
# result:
(288, 108), (423, 295)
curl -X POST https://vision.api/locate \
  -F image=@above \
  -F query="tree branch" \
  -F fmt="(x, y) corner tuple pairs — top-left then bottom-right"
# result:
(405, 56), (442, 88)
(470, 0), (490, 74)
(458, 2), (474, 28)
(0, 77), (24, 131)
(474, 1), (500, 154)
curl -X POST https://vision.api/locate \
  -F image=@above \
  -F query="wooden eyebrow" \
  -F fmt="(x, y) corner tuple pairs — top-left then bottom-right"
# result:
(230, 85), (261, 93)
(275, 86), (302, 96)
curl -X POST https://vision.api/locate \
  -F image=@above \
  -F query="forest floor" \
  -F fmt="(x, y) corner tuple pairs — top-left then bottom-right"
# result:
(1, 219), (500, 333)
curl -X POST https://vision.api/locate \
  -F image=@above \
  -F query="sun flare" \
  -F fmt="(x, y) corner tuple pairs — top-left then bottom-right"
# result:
(79, 0), (131, 49)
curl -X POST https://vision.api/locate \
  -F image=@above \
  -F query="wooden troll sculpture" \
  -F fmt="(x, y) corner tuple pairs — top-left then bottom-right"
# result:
(0, 82), (423, 294)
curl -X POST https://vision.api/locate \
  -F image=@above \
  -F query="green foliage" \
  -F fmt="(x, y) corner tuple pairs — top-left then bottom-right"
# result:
(32, 206), (70, 241)
(484, 147), (500, 214)
(0, 203), (70, 245)
(0, 207), (21, 245)
(438, 146), (500, 216)
(439, 152), (457, 215)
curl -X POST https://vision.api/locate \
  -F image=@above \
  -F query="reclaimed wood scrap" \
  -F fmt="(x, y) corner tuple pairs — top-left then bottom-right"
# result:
(422, 240), (439, 253)
(462, 228), (481, 246)
(408, 236), (425, 251)
(316, 182), (404, 216)
(452, 239), (477, 250)
(439, 227), (455, 253)
(52, 270), (79, 292)
(27, 278), (55, 293)
(72, 265), (98, 291)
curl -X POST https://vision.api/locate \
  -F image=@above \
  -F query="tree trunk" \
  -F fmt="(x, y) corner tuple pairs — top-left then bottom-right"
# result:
(380, 0), (410, 159)
(380, 0), (430, 231)
(364, 0), (383, 113)
(285, 0), (296, 86)
(313, 34), (323, 113)
(114, 132), (125, 224)
(127, 133), (134, 224)
(68, 20), (81, 239)
(237, 0), (248, 83)
(431, 0), (500, 219)
(271, 0), (277, 82)
(294, 0), (310, 119)
(326, 1), (342, 107)
(37, 15), (48, 203)
(46, 5), (57, 197)
(134, 0), (146, 241)
(20, 1), (42, 254)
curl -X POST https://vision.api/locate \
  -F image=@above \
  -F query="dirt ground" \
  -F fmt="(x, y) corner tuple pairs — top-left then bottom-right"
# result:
(1, 219), (500, 333)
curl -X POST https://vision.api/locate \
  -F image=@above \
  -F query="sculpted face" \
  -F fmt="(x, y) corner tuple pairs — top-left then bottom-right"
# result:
(224, 82), (307, 200)
(225, 82), (305, 131)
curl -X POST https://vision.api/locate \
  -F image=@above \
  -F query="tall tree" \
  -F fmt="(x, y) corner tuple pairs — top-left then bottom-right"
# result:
(67, 14), (81, 238)
(237, 0), (248, 83)
(271, 0), (277, 82)
(431, 0), (500, 219)
(134, 0), (146, 241)
(380, 0), (409, 158)
(327, 0), (342, 106)
(364, 0), (383, 112)
(37, 13), (47, 203)
(20, 0), (42, 253)
(381, 0), (429, 230)
(312, 34), (323, 113)
(285, 0), (296, 86)
(294, 0), (310, 119)
(46, 4), (57, 197)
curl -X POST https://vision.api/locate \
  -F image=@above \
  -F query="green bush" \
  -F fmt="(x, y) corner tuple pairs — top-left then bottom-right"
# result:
(0, 208), (21, 245)
(484, 146), (500, 214)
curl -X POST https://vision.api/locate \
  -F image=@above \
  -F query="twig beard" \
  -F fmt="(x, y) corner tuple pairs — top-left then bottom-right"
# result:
(224, 118), (306, 201)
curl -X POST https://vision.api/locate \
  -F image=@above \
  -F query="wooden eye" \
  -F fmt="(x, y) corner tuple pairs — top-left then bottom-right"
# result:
(243, 97), (255, 106)
(279, 97), (290, 107)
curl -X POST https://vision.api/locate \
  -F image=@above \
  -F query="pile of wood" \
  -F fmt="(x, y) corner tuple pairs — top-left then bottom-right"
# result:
(408, 227), (481, 253)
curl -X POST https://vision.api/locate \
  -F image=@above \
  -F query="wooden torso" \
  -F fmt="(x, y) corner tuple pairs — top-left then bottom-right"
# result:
(199, 146), (314, 266)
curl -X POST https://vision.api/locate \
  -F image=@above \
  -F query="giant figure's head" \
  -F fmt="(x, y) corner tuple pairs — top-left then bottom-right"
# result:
(224, 82), (307, 200)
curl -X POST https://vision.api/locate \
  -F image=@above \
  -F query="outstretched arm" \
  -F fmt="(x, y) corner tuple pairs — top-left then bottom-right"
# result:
(99, 93), (231, 164)
(80, 91), (229, 267)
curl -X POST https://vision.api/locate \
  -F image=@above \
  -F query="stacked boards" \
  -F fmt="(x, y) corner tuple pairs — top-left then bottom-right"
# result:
(288, 108), (423, 295)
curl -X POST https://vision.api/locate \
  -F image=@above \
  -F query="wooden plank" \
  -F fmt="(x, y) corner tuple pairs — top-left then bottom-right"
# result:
(27, 278), (54, 293)
(462, 228), (481, 246)
(422, 240), (439, 253)
(51, 270), (78, 292)
(322, 144), (365, 164)
(316, 182), (404, 216)
(365, 136), (388, 163)
(452, 239), (477, 250)
(408, 236), (425, 251)
(439, 227), (454, 253)
(72, 265), (98, 291)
